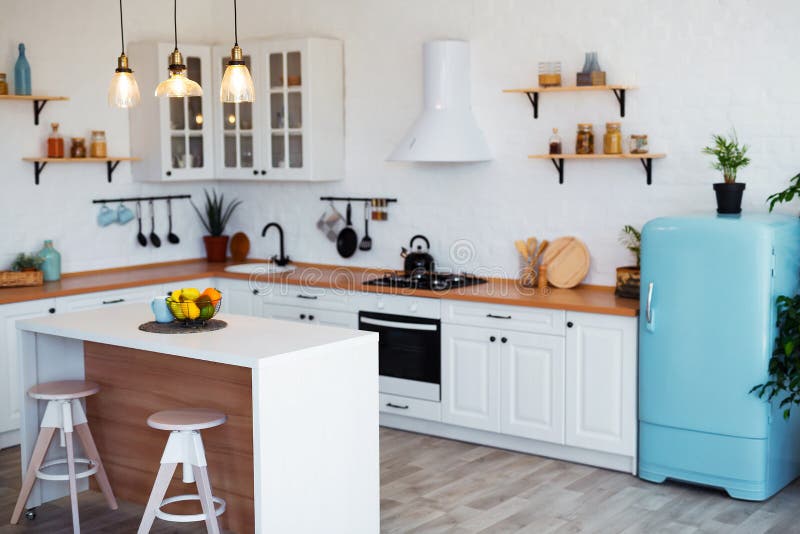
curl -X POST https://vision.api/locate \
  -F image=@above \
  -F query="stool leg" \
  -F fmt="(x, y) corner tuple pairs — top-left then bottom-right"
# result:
(10, 426), (56, 524)
(193, 465), (220, 534)
(137, 462), (177, 534)
(64, 429), (81, 534)
(74, 423), (118, 510)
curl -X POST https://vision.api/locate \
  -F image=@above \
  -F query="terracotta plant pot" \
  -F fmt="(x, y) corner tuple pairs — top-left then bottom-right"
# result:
(203, 235), (229, 262)
(615, 266), (640, 299)
(713, 182), (746, 214)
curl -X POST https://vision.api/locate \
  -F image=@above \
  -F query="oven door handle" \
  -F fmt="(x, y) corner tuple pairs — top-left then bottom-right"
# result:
(360, 317), (438, 331)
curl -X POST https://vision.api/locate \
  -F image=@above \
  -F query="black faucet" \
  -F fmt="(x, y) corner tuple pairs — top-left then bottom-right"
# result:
(262, 222), (291, 266)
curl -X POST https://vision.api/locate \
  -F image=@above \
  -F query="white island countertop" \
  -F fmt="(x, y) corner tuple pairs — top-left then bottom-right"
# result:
(16, 303), (375, 368)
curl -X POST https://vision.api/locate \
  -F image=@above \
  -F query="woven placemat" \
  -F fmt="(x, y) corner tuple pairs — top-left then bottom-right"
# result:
(138, 319), (228, 334)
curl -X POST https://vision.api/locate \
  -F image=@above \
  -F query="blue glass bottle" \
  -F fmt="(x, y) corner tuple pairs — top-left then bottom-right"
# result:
(38, 240), (61, 282)
(14, 43), (31, 95)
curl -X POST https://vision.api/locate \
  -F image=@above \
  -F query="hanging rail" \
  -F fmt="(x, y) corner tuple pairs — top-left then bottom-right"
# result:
(319, 196), (397, 203)
(91, 194), (192, 204)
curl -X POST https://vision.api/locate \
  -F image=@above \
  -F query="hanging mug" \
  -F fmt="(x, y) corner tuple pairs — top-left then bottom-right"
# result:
(97, 205), (117, 227)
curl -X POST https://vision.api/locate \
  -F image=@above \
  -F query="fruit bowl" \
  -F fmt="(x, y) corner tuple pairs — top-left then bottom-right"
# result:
(165, 288), (222, 326)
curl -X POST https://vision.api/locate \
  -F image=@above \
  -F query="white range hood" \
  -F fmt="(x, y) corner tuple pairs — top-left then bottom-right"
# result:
(388, 40), (492, 163)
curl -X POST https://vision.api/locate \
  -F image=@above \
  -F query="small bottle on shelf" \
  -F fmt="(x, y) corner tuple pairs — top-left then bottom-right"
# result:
(90, 130), (107, 158)
(603, 122), (622, 155)
(47, 122), (64, 158)
(576, 123), (594, 155)
(549, 128), (562, 155)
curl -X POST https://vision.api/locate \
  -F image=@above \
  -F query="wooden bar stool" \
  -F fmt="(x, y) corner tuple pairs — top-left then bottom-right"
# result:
(138, 408), (227, 534)
(10, 380), (117, 533)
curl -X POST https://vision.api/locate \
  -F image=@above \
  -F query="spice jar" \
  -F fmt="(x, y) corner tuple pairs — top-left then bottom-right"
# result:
(0, 73), (7, 95)
(603, 122), (622, 155)
(90, 130), (107, 158)
(630, 134), (649, 154)
(549, 128), (562, 155)
(70, 137), (87, 158)
(47, 123), (64, 158)
(576, 123), (594, 155)
(538, 62), (562, 88)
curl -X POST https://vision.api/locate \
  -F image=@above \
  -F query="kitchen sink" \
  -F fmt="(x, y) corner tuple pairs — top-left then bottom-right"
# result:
(224, 263), (296, 275)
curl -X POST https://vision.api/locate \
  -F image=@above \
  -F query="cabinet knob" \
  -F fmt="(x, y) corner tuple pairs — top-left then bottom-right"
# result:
(489, 336), (496, 342)
(48, 308), (56, 314)
(252, 169), (258, 175)
(501, 337), (508, 343)
(300, 314), (306, 319)
(567, 321), (574, 328)
(165, 170), (172, 176)
(252, 289), (258, 295)
(261, 170), (267, 175)
(308, 315), (315, 321)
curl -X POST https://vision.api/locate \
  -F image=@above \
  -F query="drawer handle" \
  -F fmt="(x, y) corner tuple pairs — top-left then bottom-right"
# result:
(386, 402), (409, 410)
(486, 313), (512, 319)
(102, 298), (125, 305)
(48, 308), (56, 314)
(297, 295), (318, 300)
(308, 315), (315, 321)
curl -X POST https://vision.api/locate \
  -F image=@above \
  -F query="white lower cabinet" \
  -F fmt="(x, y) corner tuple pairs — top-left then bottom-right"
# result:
(261, 303), (357, 329)
(0, 299), (56, 442)
(500, 332), (565, 444)
(565, 311), (637, 456)
(55, 285), (163, 312)
(217, 279), (261, 316)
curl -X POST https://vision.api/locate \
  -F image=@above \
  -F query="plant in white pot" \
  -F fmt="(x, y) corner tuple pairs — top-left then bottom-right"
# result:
(192, 189), (242, 263)
(615, 225), (641, 299)
(702, 131), (750, 214)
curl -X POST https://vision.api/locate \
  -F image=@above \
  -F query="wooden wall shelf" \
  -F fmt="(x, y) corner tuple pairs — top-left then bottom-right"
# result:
(0, 95), (69, 125)
(503, 85), (635, 118)
(22, 157), (140, 185)
(528, 153), (666, 185)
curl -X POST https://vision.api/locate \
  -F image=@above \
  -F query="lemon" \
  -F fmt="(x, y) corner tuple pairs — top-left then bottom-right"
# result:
(186, 301), (201, 320)
(169, 301), (186, 320)
(181, 287), (201, 301)
(170, 289), (182, 301)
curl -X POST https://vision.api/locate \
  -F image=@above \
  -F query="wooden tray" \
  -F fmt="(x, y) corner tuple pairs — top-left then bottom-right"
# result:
(0, 270), (43, 288)
(542, 237), (590, 288)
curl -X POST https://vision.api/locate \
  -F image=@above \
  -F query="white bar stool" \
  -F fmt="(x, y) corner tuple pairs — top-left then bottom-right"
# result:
(138, 408), (227, 534)
(10, 380), (118, 533)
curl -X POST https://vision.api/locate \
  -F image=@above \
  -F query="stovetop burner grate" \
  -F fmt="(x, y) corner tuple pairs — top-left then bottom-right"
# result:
(364, 272), (488, 291)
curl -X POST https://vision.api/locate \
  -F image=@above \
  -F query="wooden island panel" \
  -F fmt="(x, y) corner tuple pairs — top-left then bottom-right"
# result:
(83, 341), (254, 533)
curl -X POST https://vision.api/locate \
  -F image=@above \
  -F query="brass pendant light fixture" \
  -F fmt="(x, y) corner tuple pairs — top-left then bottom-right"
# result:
(155, 0), (203, 98)
(220, 0), (255, 103)
(108, 0), (141, 108)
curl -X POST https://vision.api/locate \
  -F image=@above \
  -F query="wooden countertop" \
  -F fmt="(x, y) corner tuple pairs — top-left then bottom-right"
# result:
(0, 259), (639, 317)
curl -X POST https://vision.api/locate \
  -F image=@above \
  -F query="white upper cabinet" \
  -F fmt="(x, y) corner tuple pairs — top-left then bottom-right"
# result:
(129, 43), (215, 181)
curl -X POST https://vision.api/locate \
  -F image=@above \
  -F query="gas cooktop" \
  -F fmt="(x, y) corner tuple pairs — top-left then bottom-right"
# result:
(364, 272), (488, 291)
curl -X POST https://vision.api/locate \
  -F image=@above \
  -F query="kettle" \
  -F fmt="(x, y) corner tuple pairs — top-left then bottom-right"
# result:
(401, 235), (435, 274)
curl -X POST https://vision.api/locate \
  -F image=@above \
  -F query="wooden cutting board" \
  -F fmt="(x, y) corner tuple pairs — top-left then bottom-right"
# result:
(229, 232), (251, 262)
(542, 236), (590, 288)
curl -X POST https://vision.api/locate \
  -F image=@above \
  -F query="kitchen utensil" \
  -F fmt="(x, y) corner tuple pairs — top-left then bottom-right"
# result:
(336, 202), (358, 258)
(526, 237), (538, 259)
(359, 202), (372, 251)
(136, 201), (147, 247)
(148, 199), (161, 248)
(401, 235), (435, 274)
(542, 236), (590, 288)
(514, 240), (529, 261)
(166, 198), (180, 244)
(532, 239), (549, 266)
(230, 232), (250, 262)
(319, 203), (344, 242)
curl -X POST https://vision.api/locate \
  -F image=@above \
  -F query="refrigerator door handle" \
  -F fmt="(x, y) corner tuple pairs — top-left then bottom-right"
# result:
(646, 281), (655, 331)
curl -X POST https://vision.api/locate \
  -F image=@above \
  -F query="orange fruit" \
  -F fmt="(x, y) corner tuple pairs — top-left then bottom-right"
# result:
(202, 287), (222, 301)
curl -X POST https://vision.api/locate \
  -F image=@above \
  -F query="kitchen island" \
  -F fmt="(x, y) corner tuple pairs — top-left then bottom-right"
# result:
(15, 304), (379, 534)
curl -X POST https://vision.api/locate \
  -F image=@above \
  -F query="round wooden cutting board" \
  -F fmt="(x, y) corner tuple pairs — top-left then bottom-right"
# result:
(542, 236), (590, 288)
(230, 232), (251, 262)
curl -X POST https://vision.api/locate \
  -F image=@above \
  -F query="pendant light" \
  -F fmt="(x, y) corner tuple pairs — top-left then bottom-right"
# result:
(219, 0), (255, 103)
(155, 0), (203, 98)
(108, 0), (140, 108)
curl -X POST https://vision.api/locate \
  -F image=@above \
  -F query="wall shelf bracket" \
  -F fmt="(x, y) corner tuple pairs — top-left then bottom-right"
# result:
(550, 158), (564, 184)
(33, 100), (48, 126)
(640, 157), (653, 185)
(612, 88), (626, 117)
(33, 161), (47, 185)
(525, 91), (539, 118)
(106, 161), (120, 183)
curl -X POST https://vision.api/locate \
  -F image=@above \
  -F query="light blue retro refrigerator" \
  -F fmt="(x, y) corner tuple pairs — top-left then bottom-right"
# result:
(639, 214), (800, 500)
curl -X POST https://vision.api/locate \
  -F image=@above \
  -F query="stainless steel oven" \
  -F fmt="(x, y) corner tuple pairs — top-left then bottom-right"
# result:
(358, 311), (441, 402)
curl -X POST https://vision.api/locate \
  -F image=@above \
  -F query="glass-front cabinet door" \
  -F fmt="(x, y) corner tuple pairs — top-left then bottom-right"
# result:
(263, 40), (310, 180)
(158, 43), (214, 180)
(212, 44), (263, 179)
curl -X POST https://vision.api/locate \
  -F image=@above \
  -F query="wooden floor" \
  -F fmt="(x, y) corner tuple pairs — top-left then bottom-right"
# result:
(3, 427), (800, 533)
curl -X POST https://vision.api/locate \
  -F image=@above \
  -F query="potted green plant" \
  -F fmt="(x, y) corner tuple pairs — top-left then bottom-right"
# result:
(702, 131), (750, 214)
(615, 225), (641, 299)
(191, 189), (242, 262)
(11, 253), (44, 272)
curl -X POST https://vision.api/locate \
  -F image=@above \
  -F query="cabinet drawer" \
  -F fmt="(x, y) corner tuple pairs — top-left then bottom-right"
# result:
(261, 284), (354, 312)
(354, 292), (440, 319)
(442, 300), (565, 336)
(55, 285), (163, 312)
(379, 393), (442, 422)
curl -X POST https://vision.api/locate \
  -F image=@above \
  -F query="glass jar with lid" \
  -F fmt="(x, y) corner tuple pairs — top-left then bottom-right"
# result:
(603, 122), (622, 154)
(0, 73), (7, 95)
(549, 128), (562, 154)
(70, 137), (87, 158)
(630, 134), (649, 154)
(576, 123), (594, 155)
(47, 123), (64, 158)
(90, 130), (107, 158)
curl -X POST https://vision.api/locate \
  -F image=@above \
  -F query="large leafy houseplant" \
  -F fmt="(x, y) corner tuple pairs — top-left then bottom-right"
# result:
(702, 131), (750, 214)
(614, 225), (641, 299)
(192, 189), (242, 262)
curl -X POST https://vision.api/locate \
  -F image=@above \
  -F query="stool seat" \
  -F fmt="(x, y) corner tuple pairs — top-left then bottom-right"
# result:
(28, 380), (100, 400)
(147, 408), (227, 431)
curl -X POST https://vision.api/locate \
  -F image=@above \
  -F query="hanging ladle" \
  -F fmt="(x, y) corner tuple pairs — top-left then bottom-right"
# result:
(136, 201), (147, 247)
(148, 199), (161, 248)
(359, 201), (372, 251)
(166, 198), (180, 244)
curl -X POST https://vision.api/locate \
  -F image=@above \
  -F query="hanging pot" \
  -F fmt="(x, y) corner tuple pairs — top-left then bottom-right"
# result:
(713, 182), (746, 214)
